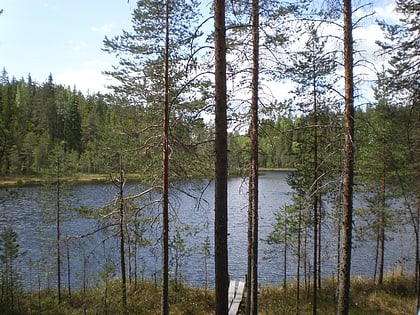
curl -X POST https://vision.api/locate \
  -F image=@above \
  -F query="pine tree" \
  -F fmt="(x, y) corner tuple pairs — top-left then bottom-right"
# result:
(284, 21), (341, 314)
(214, 0), (228, 313)
(337, 0), (355, 313)
(377, 0), (420, 307)
(247, 0), (259, 313)
(0, 227), (21, 312)
(103, 1), (205, 313)
(355, 71), (407, 285)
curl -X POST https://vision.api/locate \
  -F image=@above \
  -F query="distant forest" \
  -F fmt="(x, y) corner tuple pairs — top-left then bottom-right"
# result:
(0, 69), (297, 177)
(0, 67), (417, 182)
(0, 70), (216, 177)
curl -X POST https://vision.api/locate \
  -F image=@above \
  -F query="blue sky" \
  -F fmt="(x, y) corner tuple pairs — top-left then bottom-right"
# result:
(0, 1), (133, 93)
(0, 0), (397, 95)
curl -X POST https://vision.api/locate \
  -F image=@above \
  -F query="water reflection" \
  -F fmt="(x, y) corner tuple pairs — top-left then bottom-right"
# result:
(0, 171), (414, 290)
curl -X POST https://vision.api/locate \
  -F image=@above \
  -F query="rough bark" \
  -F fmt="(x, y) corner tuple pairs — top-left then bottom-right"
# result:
(337, 0), (355, 314)
(214, 0), (228, 313)
(247, 0), (259, 314)
(161, 1), (170, 314)
(312, 58), (319, 315)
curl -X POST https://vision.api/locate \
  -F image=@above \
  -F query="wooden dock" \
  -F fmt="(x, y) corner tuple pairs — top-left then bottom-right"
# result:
(228, 279), (245, 315)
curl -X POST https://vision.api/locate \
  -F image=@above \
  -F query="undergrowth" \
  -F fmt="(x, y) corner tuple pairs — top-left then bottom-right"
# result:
(0, 275), (416, 314)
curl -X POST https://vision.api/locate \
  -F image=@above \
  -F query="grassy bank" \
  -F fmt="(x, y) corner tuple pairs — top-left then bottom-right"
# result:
(0, 173), (146, 187)
(259, 274), (416, 315)
(0, 169), (295, 187)
(2, 275), (416, 314)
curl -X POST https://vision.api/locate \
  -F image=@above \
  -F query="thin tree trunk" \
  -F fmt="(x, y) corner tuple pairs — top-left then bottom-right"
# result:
(336, 172), (343, 301)
(318, 207), (322, 289)
(374, 224), (379, 283)
(162, 1), (170, 314)
(378, 209), (385, 285)
(247, 0), (259, 313)
(378, 166), (386, 285)
(10, 255), (15, 310)
(83, 254), (87, 315)
(214, 0), (228, 313)
(56, 156), (61, 305)
(127, 231), (132, 285)
(134, 236), (138, 290)
(283, 227), (287, 290)
(312, 58), (319, 315)
(337, 0), (355, 313)
(304, 223), (309, 298)
(119, 154), (127, 314)
(313, 197), (318, 315)
(66, 240), (71, 298)
(296, 200), (302, 315)
(416, 204), (420, 311)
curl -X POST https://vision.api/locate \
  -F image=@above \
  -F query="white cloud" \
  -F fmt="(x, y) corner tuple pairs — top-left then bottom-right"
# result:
(42, 2), (61, 13)
(68, 39), (88, 52)
(374, 2), (398, 23)
(54, 69), (115, 94)
(85, 59), (110, 67)
(263, 80), (295, 103)
(90, 23), (115, 34)
(351, 1), (402, 102)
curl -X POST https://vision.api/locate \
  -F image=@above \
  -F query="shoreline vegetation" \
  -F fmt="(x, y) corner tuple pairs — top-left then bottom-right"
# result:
(3, 274), (416, 314)
(0, 168), (296, 188)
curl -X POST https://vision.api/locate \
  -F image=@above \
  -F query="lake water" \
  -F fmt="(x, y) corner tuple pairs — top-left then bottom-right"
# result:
(0, 171), (415, 290)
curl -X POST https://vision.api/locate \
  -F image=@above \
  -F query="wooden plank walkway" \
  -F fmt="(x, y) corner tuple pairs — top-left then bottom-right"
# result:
(228, 279), (245, 315)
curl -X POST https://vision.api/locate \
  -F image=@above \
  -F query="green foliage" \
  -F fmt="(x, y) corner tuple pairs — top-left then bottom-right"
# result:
(0, 276), (413, 314)
(259, 275), (417, 315)
(266, 204), (302, 249)
(0, 70), (218, 179)
(259, 117), (295, 169)
(102, 0), (213, 183)
(0, 228), (19, 264)
(376, 0), (420, 217)
(170, 225), (198, 287)
(0, 227), (23, 313)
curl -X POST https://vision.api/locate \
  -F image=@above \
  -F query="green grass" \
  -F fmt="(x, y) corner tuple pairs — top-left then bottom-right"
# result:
(258, 275), (417, 315)
(1, 275), (417, 314)
(0, 173), (143, 187)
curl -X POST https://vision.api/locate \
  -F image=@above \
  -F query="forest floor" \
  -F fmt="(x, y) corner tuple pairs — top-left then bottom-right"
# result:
(2, 274), (416, 314)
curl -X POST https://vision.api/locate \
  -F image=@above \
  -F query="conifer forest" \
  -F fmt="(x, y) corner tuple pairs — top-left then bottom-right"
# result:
(0, 0), (419, 314)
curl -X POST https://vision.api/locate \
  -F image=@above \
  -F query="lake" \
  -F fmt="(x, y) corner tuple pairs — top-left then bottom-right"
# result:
(0, 171), (415, 290)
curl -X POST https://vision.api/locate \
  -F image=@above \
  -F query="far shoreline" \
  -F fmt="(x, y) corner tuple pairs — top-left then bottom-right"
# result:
(0, 168), (295, 188)
(0, 174), (112, 188)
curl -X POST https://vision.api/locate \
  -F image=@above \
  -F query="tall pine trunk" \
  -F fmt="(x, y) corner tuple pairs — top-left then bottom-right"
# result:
(312, 57), (319, 315)
(337, 0), (355, 314)
(161, 1), (170, 314)
(247, 0), (259, 314)
(214, 0), (228, 313)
